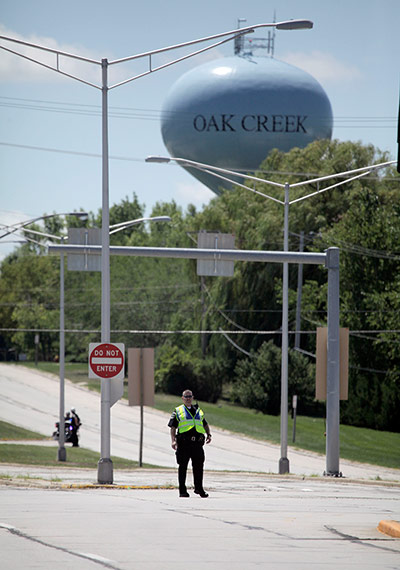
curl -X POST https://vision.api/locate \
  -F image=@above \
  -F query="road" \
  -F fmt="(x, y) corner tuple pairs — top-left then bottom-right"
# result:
(1, 478), (400, 570)
(0, 363), (399, 481)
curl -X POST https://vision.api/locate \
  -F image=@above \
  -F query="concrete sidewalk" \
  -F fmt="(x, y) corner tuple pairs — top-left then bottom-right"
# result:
(2, 462), (399, 489)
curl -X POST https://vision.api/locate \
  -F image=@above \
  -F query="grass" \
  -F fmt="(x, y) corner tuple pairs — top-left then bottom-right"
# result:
(155, 393), (400, 469)
(0, 421), (156, 469)
(3, 362), (400, 470)
(0, 420), (48, 441)
(0, 443), (148, 468)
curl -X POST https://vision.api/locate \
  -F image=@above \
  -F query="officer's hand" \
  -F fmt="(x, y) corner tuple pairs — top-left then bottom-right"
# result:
(206, 434), (212, 444)
(171, 441), (177, 450)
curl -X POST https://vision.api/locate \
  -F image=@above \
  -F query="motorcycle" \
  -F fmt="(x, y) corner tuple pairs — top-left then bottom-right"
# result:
(52, 409), (81, 447)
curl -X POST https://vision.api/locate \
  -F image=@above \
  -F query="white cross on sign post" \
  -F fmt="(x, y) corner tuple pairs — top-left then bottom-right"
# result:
(89, 343), (125, 379)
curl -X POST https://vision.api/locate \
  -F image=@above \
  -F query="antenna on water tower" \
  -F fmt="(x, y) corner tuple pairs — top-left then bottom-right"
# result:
(234, 18), (247, 55)
(268, 10), (277, 58)
(234, 13), (276, 57)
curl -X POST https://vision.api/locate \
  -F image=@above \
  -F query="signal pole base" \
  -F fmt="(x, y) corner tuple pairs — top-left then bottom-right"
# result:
(97, 458), (113, 484)
(57, 446), (66, 462)
(323, 470), (343, 478)
(279, 457), (290, 474)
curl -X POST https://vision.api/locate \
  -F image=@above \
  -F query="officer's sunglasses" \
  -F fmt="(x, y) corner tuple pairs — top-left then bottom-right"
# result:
(183, 395), (193, 398)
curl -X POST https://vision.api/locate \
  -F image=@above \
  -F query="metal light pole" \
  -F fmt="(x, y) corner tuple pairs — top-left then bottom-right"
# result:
(326, 247), (340, 475)
(146, 155), (396, 475)
(21, 214), (168, 464)
(50, 238), (340, 473)
(58, 237), (66, 461)
(280, 183), (290, 473)
(1, 212), (87, 461)
(0, 18), (313, 483)
(98, 57), (112, 480)
(98, 210), (171, 481)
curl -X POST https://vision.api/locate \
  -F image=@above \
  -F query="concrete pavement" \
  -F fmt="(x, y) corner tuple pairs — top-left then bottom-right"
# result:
(1, 474), (400, 570)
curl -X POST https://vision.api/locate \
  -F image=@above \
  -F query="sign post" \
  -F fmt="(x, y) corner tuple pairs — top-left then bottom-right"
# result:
(89, 342), (125, 481)
(88, 342), (124, 482)
(128, 348), (155, 467)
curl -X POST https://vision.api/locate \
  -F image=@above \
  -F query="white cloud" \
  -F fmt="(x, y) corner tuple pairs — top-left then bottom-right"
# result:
(0, 208), (32, 227)
(0, 209), (33, 261)
(280, 50), (362, 84)
(0, 25), (102, 84)
(0, 24), (225, 86)
(176, 180), (214, 210)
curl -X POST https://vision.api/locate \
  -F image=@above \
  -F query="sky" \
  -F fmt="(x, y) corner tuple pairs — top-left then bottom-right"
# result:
(0, 0), (399, 259)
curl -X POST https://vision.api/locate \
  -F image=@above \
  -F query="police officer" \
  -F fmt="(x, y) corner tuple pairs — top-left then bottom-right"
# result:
(168, 389), (212, 497)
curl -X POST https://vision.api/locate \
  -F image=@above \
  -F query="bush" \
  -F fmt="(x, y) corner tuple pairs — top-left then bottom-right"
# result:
(155, 344), (223, 402)
(231, 341), (322, 416)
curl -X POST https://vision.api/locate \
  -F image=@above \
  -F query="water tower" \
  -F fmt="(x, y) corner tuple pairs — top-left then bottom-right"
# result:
(161, 22), (333, 194)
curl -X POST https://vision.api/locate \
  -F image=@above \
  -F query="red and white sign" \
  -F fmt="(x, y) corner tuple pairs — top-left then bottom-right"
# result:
(89, 342), (125, 379)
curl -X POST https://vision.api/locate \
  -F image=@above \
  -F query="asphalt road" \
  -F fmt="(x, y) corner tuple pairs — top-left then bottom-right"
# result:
(1, 478), (400, 570)
(1, 363), (399, 481)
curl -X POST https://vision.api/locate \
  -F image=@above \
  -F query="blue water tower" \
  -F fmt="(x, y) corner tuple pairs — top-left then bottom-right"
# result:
(161, 30), (333, 194)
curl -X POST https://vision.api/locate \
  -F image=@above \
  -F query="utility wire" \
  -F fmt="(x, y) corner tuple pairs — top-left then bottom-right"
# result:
(0, 95), (397, 128)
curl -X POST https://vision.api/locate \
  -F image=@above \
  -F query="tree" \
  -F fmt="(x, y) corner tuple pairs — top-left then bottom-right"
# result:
(309, 186), (400, 431)
(0, 252), (59, 360)
(231, 341), (320, 416)
(155, 344), (223, 402)
(2, 140), (399, 426)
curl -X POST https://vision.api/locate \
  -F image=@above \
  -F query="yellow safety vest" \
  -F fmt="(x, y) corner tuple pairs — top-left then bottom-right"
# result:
(175, 404), (206, 434)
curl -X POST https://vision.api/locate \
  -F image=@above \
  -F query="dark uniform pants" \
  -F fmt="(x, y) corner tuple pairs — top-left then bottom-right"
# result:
(176, 438), (205, 493)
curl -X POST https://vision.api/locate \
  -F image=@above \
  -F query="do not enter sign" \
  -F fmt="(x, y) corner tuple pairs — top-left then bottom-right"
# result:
(89, 342), (125, 379)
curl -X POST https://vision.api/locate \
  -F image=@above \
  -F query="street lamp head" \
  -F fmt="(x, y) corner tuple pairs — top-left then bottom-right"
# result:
(109, 215), (172, 235)
(145, 156), (171, 164)
(71, 212), (89, 221)
(149, 216), (172, 223)
(276, 19), (313, 30)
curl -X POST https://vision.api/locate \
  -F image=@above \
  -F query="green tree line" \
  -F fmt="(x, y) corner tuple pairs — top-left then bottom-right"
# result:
(1, 140), (399, 431)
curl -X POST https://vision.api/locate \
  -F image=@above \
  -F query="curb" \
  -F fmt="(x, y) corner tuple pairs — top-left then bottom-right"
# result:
(61, 483), (174, 490)
(378, 520), (400, 538)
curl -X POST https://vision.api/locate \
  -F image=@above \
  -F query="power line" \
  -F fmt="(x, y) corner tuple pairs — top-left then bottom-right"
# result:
(0, 95), (397, 128)
(0, 141), (142, 162)
(1, 140), (398, 185)
(1, 327), (398, 335)
(291, 231), (400, 261)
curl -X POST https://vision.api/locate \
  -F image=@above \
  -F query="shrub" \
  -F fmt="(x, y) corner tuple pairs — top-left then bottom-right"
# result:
(231, 341), (322, 416)
(155, 344), (223, 402)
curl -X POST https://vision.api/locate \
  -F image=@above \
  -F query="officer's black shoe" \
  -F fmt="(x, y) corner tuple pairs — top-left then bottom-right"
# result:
(194, 489), (209, 498)
(179, 491), (190, 497)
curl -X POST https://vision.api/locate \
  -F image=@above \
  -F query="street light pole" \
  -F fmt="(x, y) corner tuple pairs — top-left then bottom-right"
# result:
(58, 237), (66, 461)
(326, 247), (341, 475)
(146, 155), (396, 476)
(1, 212), (87, 462)
(21, 214), (167, 467)
(98, 58), (113, 482)
(279, 183), (290, 473)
